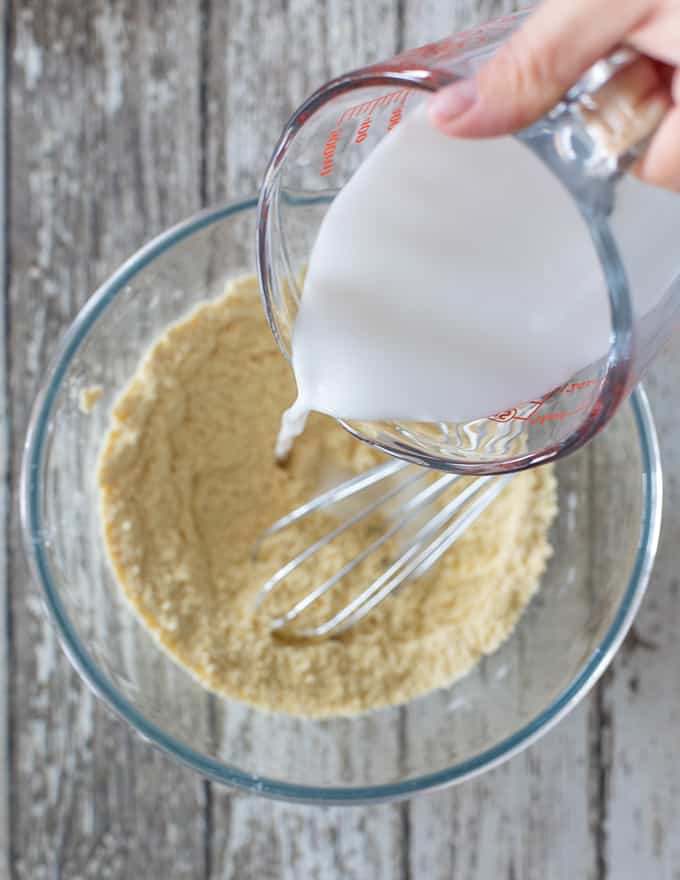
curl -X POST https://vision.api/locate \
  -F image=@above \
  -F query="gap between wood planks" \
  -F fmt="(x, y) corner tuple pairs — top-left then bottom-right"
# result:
(0, 0), (11, 875)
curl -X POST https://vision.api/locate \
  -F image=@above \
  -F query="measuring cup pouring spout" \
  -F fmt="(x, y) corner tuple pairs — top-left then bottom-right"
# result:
(257, 11), (680, 474)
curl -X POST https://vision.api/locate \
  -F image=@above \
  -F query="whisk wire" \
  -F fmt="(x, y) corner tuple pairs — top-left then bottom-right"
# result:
(268, 472), (460, 630)
(285, 475), (510, 640)
(255, 464), (427, 605)
(255, 459), (512, 641)
(255, 459), (408, 546)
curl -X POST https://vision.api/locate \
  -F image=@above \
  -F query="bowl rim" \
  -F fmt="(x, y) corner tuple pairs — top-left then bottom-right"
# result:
(20, 196), (663, 806)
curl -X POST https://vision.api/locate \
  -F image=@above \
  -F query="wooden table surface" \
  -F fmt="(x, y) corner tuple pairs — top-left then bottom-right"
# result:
(4, 0), (680, 877)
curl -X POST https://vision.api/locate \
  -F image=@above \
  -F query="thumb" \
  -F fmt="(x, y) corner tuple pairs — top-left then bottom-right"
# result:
(428, 0), (654, 138)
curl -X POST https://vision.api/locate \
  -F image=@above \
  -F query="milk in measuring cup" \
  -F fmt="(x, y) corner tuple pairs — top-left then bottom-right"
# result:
(276, 102), (672, 457)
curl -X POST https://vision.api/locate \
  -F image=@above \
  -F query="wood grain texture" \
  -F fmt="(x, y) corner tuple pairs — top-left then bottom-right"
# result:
(601, 344), (680, 880)
(399, 4), (596, 879)
(204, 0), (402, 202)
(9, 2), (208, 877)
(0, 0), (10, 875)
(408, 704), (594, 880)
(204, 2), (407, 877)
(8, 0), (680, 878)
(402, 0), (530, 45)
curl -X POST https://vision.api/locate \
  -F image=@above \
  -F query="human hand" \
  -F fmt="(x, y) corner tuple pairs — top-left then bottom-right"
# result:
(428, 0), (680, 189)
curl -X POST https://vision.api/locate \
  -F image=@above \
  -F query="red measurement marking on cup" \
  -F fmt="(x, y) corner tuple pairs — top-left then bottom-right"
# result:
(318, 12), (525, 175)
(319, 88), (412, 177)
(489, 377), (606, 424)
(387, 108), (403, 131)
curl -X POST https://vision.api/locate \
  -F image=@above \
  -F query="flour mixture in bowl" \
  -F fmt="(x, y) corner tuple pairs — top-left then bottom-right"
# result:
(98, 275), (558, 718)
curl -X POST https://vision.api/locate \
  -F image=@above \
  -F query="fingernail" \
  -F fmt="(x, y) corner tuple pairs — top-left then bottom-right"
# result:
(428, 79), (478, 125)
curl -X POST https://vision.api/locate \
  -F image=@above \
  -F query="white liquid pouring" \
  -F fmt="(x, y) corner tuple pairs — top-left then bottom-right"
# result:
(276, 102), (679, 458)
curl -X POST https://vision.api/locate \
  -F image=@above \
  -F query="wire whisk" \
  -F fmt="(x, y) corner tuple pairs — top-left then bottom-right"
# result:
(254, 459), (511, 641)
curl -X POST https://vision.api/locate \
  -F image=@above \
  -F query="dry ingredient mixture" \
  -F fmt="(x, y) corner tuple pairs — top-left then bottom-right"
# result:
(98, 275), (558, 718)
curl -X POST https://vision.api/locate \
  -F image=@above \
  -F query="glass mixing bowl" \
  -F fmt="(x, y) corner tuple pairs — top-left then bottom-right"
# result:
(21, 198), (662, 804)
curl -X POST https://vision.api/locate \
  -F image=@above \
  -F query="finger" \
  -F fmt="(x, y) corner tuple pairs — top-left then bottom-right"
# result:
(428, 0), (655, 137)
(627, 8), (680, 67)
(584, 57), (671, 156)
(633, 104), (680, 190)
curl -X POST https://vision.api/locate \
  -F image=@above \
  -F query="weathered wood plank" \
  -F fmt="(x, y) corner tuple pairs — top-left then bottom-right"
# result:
(400, 6), (680, 879)
(0, 0), (10, 874)
(602, 345), (680, 880)
(404, 436), (598, 879)
(408, 705), (595, 880)
(214, 800), (403, 880)
(402, 0), (532, 46)
(204, 0), (402, 201)
(9, 2), (209, 876)
(204, 2), (407, 877)
(401, 3), (597, 879)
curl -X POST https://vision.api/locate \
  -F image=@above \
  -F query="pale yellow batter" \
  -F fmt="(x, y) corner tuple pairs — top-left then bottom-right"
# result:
(98, 275), (558, 718)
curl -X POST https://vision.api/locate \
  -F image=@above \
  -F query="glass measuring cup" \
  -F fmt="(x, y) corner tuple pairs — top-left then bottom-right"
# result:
(257, 11), (680, 474)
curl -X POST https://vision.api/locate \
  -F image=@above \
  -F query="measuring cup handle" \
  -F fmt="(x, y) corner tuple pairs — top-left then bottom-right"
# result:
(555, 50), (670, 177)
